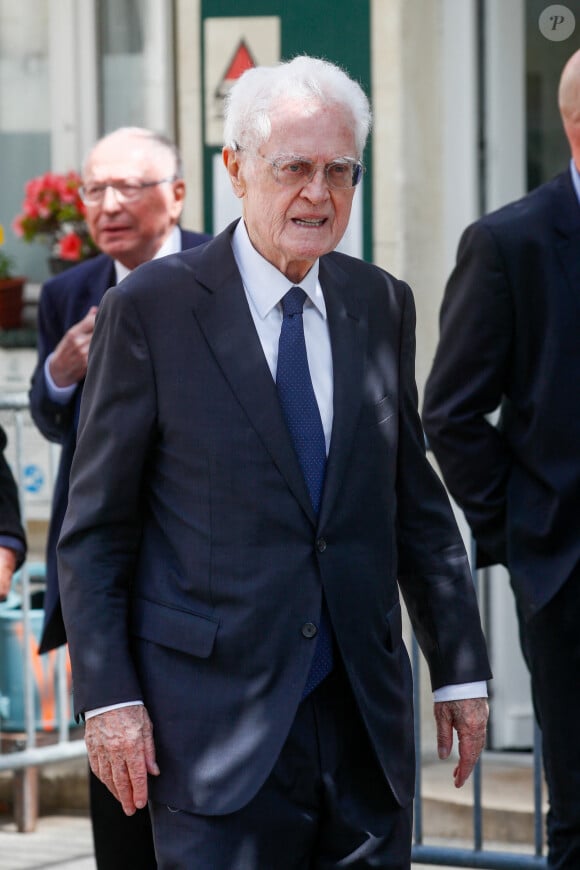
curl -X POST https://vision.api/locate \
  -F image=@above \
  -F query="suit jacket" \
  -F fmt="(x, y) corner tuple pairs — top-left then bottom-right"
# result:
(58, 220), (491, 816)
(423, 170), (580, 620)
(0, 425), (26, 562)
(29, 228), (211, 652)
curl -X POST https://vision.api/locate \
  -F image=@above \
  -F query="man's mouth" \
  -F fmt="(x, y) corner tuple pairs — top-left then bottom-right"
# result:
(292, 217), (326, 227)
(100, 224), (131, 234)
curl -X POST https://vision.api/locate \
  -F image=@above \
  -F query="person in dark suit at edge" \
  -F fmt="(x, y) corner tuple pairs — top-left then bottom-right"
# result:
(28, 126), (210, 869)
(58, 58), (491, 869)
(0, 425), (26, 602)
(423, 49), (580, 870)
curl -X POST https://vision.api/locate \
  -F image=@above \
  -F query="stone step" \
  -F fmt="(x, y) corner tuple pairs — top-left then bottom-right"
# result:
(1, 750), (545, 847)
(418, 752), (547, 846)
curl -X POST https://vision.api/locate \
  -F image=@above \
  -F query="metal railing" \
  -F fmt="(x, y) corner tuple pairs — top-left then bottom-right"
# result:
(411, 541), (547, 868)
(0, 394), (86, 831)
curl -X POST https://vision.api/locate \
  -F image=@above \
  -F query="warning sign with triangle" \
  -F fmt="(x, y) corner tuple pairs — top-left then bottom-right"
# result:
(204, 16), (280, 146)
(215, 39), (257, 101)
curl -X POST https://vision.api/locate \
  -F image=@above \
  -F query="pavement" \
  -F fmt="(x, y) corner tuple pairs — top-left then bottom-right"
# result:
(0, 813), (95, 869)
(0, 752), (546, 869)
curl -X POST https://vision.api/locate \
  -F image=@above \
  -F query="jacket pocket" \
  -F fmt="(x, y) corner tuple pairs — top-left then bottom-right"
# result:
(131, 596), (219, 658)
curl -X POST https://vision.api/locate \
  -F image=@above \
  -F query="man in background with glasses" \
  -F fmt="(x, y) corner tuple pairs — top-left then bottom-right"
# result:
(57, 59), (490, 868)
(28, 126), (210, 870)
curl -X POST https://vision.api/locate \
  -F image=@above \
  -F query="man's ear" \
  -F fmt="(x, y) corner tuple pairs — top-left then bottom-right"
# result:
(222, 147), (245, 198)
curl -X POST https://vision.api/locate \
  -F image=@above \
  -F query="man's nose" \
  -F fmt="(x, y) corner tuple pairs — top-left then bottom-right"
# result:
(301, 168), (330, 200)
(101, 186), (123, 211)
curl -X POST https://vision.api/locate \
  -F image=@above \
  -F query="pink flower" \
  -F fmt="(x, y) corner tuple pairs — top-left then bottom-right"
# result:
(57, 232), (84, 261)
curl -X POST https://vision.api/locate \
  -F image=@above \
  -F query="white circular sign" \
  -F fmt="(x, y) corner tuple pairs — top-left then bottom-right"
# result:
(539, 5), (576, 41)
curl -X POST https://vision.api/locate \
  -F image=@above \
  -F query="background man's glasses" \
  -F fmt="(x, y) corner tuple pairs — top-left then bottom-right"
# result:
(79, 176), (177, 206)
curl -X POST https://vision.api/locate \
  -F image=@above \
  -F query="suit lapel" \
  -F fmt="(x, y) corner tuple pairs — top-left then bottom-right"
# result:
(318, 256), (366, 527)
(187, 229), (367, 526)
(189, 227), (316, 522)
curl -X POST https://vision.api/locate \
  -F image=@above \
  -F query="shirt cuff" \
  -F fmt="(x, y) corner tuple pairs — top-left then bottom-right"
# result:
(433, 681), (488, 703)
(44, 354), (78, 404)
(84, 700), (144, 720)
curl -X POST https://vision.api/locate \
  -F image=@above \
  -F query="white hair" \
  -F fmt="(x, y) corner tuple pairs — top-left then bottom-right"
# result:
(223, 55), (372, 158)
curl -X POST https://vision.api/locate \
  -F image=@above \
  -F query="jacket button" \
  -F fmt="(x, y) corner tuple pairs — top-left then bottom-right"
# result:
(316, 537), (327, 552)
(302, 622), (318, 639)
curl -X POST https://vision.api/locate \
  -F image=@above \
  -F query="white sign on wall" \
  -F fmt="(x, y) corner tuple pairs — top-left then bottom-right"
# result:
(204, 16), (281, 147)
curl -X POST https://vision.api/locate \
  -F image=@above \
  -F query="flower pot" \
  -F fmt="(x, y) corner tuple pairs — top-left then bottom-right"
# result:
(0, 277), (25, 330)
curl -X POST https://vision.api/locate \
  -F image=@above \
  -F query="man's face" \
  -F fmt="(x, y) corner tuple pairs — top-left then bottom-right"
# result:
(224, 100), (359, 283)
(83, 133), (185, 270)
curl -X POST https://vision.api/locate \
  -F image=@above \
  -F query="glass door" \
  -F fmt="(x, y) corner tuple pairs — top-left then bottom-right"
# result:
(0, 0), (174, 284)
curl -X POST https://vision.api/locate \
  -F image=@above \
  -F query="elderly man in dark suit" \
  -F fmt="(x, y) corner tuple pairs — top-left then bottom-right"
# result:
(423, 49), (580, 870)
(58, 58), (491, 869)
(28, 126), (210, 869)
(0, 426), (26, 601)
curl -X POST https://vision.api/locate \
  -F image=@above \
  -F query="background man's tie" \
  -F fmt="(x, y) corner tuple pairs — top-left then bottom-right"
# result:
(276, 286), (333, 695)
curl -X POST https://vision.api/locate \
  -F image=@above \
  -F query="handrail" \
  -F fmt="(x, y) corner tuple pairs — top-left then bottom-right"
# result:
(0, 394), (87, 831)
(411, 540), (547, 867)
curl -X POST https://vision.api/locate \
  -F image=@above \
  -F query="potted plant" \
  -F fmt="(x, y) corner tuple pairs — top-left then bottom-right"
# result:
(12, 171), (98, 273)
(0, 225), (26, 330)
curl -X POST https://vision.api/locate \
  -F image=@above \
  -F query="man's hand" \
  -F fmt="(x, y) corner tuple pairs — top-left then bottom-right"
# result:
(0, 546), (18, 601)
(49, 306), (98, 388)
(434, 697), (489, 788)
(85, 705), (160, 815)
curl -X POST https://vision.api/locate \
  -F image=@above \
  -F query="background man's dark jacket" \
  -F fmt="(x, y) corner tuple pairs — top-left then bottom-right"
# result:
(0, 425), (26, 561)
(423, 171), (580, 620)
(29, 228), (211, 652)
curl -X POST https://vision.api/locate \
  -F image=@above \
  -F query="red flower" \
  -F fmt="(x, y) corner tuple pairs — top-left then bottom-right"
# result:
(13, 170), (97, 261)
(57, 232), (84, 261)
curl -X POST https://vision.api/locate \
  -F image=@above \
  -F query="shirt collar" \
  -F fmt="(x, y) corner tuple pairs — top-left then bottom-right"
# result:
(569, 159), (580, 206)
(114, 224), (181, 283)
(231, 219), (327, 320)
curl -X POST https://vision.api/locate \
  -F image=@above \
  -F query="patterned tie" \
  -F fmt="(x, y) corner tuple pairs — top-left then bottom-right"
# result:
(276, 286), (333, 696)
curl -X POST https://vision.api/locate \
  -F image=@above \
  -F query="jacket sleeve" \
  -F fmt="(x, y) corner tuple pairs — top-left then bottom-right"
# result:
(57, 285), (155, 714)
(0, 426), (27, 564)
(422, 221), (514, 568)
(28, 280), (77, 444)
(392, 283), (491, 690)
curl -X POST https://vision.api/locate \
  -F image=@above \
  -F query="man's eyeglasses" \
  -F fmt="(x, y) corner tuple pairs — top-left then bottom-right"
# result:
(249, 153), (364, 190)
(79, 176), (177, 206)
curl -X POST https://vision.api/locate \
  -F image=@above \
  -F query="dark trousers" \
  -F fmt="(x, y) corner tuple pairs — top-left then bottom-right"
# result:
(516, 563), (580, 870)
(150, 661), (412, 869)
(90, 766), (157, 869)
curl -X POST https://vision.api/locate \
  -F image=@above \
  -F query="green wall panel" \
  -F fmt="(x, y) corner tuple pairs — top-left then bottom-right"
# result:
(201, 0), (372, 260)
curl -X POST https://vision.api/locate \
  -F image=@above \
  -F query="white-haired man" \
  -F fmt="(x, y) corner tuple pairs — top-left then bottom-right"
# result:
(58, 59), (490, 868)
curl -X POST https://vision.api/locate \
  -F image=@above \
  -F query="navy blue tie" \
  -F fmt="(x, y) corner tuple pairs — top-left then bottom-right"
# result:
(276, 286), (333, 696)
